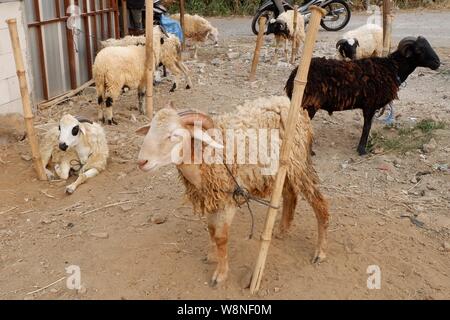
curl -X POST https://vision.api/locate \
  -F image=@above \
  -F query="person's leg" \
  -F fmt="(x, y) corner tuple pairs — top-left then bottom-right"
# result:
(129, 9), (143, 31)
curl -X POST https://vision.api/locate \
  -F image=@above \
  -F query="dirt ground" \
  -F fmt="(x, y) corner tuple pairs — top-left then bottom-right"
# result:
(1, 15), (449, 300)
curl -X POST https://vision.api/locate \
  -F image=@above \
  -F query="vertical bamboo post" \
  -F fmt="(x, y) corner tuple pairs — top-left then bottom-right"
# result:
(180, 0), (186, 51)
(122, 0), (128, 36)
(6, 19), (47, 181)
(249, 16), (267, 81)
(382, 0), (393, 56)
(290, 5), (299, 64)
(145, 0), (154, 118)
(249, 6), (326, 294)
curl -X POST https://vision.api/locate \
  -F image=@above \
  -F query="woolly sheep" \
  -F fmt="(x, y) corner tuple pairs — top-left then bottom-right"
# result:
(93, 27), (192, 124)
(266, 10), (306, 62)
(170, 13), (219, 59)
(136, 97), (329, 286)
(40, 115), (109, 194)
(286, 36), (440, 155)
(336, 24), (383, 61)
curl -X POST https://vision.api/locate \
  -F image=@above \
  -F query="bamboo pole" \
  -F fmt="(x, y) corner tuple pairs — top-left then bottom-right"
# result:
(249, 16), (267, 81)
(382, 0), (393, 56)
(290, 6), (299, 64)
(6, 19), (47, 181)
(122, 0), (128, 36)
(249, 6), (326, 294)
(180, 0), (186, 51)
(145, 0), (154, 118)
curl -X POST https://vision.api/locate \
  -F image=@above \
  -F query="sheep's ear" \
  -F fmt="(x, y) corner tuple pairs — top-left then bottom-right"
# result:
(135, 125), (150, 136)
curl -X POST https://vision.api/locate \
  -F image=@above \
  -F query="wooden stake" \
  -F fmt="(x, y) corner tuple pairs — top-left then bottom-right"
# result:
(122, 0), (128, 36)
(6, 19), (47, 181)
(382, 0), (393, 56)
(290, 6), (299, 64)
(145, 0), (154, 118)
(249, 6), (326, 294)
(249, 16), (267, 81)
(180, 0), (186, 51)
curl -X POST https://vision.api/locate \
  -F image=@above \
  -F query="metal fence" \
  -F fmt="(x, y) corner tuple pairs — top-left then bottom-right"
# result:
(24, 0), (119, 103)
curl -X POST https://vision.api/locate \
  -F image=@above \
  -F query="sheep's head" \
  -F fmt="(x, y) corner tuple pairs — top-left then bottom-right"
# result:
(266, 18), (289, 37)
(397, 36), (440, 70)
(136, 103), (223, 172)
(58, 114), (86, 151)
(336, 38), (359, 61)
(208, 27), (219, 45)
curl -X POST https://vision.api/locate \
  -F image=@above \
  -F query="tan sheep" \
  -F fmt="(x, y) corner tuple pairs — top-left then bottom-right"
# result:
(170, 13), (219, 59)
(136, 96), (329, 286)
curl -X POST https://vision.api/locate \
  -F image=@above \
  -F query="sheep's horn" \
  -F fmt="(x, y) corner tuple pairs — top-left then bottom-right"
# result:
(397, 36), (417, 57)
(336, 39), (347, 49)
(178, 110), (215, 130)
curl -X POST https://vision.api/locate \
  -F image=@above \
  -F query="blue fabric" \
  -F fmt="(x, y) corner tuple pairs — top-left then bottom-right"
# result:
(160, 15), (184, 42)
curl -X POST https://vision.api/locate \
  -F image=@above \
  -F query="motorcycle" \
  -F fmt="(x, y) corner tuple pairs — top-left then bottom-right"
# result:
(251, 0), (352, 35)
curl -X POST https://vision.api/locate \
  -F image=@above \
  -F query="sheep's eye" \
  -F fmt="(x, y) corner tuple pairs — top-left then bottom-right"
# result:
(72, 125), (80, 136)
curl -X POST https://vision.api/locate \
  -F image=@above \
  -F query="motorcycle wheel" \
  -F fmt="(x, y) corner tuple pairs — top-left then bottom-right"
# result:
(320, 0), (351, 32)
(251, 4), (292, 35)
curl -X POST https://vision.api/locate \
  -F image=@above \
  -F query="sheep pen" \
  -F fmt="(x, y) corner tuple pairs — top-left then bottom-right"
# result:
(1, 14), (450, 300)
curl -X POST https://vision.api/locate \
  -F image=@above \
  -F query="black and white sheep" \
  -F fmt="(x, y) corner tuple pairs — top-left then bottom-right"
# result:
(335, 23), (383, 61)
(285, 36), (440, 155)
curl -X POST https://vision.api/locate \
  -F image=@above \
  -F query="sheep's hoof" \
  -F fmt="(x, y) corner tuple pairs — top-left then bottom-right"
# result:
(186, 85), (191, 90)
(170, 83), (176, 92)
(107, 118), (118, 125)
(65, 186), (75, 195)
(357, 147), (368, 156)
(312, 251), (326, 264)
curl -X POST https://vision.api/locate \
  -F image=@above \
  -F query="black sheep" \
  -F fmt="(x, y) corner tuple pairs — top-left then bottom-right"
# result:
(285, 36), (440, 155)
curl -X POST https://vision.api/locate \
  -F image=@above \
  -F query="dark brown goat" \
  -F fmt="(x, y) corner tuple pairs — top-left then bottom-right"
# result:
(285, 36), (440, 155)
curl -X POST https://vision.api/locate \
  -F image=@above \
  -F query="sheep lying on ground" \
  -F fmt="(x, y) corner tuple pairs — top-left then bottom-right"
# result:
(170, 13), (219, 59)
(336, 23), (383, 61)
(136, 97), (329, 286)
(40, 115), (109, 194)
(93, 27), (192, 124)
(266, 10), (306, 62)
(285, 36), (440, 155)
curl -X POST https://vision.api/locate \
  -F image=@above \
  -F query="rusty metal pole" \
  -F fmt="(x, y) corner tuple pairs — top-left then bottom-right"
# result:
(145, 0), (154, 118)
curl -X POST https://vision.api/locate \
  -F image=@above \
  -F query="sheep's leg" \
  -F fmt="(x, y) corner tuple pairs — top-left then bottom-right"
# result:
(207, 205), (236, 286)
(297, 175), (329, 263)
(284, 39), (289, 62)
(175, 60), (192, 89)
(97, 96), (105, 124)
(104, 97), (118, 125)
(65, 168), (99, 195)
(274, 36), (281, 63)
(277, 179), (298, 238)
(138, 88), (146, 115)
(193, 44), (198, 60)
(357, 109), (376, 155)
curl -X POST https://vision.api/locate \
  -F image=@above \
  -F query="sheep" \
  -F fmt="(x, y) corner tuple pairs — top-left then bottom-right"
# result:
(40, 114), (109, 194)
(99, 33), (192, 91)
(170, 13), (219, 59)
(266, 10), (306, 62)
(336, 23), (383, 61)
(285, 36), (441, 155)
(136, 97), (329, 286)
(93, 26), (192, 125)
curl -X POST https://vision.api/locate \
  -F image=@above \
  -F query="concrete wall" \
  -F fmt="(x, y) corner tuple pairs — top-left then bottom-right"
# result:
(0, 0), (31, 115)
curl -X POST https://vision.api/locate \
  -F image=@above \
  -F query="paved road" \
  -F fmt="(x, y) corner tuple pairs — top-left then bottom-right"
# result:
(210, 10), (450, 47)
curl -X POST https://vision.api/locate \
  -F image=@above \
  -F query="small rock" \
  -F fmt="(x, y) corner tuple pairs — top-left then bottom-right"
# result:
(393, 158), (402, 167)
(377, 221), (386, 226)
(21, 154), (32, 161)
(90, 232), (109, 239)
(386, 175), (395, 182)
(120, 205), (133, 212)
(274, 287), (281, 293)
(150, 214), (167, 225)
(443, 242), (450, 252)
(186, 228), (193, 235)
(211, 58), (221, 66)
(410, 176), (418, 184)
(422, 138), (437, 153)
(50, 288), (58, 293)
(130, 114), (137, 122)
(239, 266), (253, 289)
(227, 52), (240, 59)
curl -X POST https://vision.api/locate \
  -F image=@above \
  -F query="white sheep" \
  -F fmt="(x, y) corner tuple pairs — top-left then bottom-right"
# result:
(100, 35), (146, 49)
(40, 115), (109, 194)
(170, 13), (219, 59)
(266, 10), (306, 62)
(93, 27), (192, 124)
(336, 23), (383, 61)
(136, 97), (329, 286)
